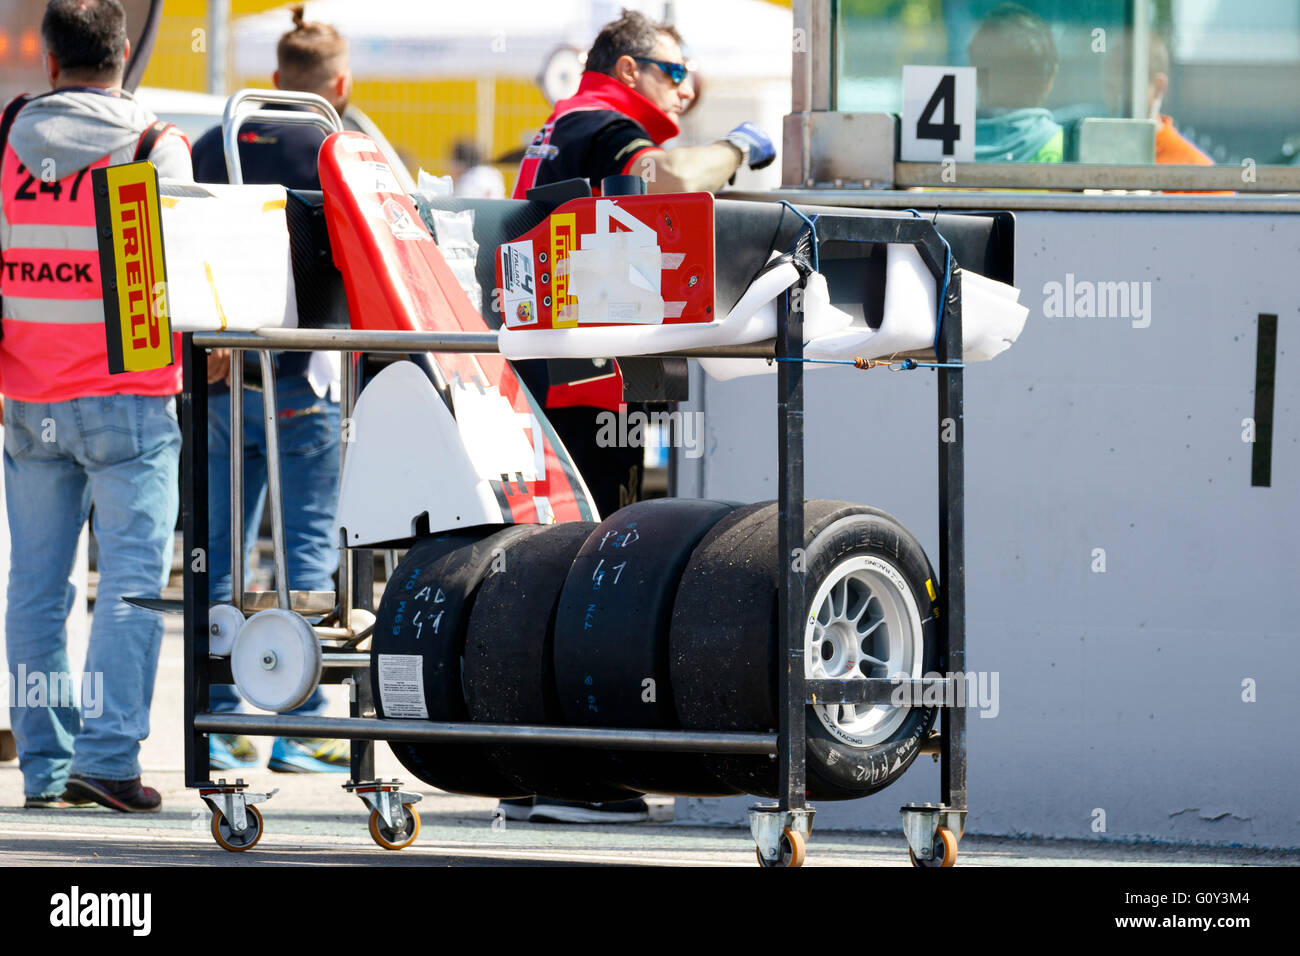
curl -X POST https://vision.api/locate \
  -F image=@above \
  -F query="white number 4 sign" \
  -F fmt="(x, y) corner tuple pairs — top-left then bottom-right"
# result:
(901, 66), (976, 164)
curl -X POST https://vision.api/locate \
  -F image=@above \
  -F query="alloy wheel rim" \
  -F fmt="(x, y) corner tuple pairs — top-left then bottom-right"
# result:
(804, 555), (924, 746)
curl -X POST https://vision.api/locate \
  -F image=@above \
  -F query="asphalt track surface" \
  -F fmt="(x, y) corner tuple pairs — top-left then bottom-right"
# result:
(2, 618), (1295, 867)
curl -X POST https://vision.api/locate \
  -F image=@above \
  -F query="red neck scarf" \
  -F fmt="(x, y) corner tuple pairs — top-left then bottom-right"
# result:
(554, 71), (679, 143)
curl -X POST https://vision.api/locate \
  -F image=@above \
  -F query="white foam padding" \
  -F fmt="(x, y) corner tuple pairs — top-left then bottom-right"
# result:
(696, 270), (853, 381)
(499, 242), (1026, 382)
(158, 183), (297, 333)
(803, 245), (1028, 364)
(705, 247), (1029, 381)
(498, 257), (803, 360)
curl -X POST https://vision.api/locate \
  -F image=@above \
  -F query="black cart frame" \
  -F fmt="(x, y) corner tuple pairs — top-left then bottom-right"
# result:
(179, 210), (967, 865)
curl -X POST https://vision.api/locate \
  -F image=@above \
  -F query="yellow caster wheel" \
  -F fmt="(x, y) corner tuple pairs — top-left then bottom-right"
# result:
(909, 825), (957, 867)
(211, 805), (263, 852)
(756, 827), (806, 868)
(369, 805), (420, 850)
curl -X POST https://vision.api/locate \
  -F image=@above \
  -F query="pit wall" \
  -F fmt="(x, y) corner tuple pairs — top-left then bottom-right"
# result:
(673, 210), (1298, 847)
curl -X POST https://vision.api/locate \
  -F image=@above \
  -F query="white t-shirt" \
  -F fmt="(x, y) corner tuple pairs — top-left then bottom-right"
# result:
(454, 165), (506, 199)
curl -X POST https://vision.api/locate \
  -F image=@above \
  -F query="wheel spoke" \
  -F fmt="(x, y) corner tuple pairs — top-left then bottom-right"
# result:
(808, 624), (826, 676)
(857, 616), (884, 639)
(847, 583), (870, 623)
(867, 633), (886, 666)
(839, 703), (857, 725)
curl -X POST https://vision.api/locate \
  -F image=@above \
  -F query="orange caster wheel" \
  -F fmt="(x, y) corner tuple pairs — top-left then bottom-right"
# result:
(756, 827), (806, 867)
(909, 825), (957, 867)
(369, 805), (420, 850)
(211, 804), (263, 852)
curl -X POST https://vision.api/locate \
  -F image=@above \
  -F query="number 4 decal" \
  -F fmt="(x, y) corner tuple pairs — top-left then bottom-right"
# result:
(587, 199), (657, 249)
(901, 66), (976, 164)
(916, 74), (960, 155)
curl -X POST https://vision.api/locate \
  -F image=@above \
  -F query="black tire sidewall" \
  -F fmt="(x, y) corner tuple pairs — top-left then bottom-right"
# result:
(670, 502), (939, 799)
(464, 521), (637, 802)
(552, 498), (743, 796)
(372, 525), (539, 797)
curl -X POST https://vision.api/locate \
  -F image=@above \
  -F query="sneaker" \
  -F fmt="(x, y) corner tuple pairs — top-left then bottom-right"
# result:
(497, 797), (534, 821)
(23, 792), (95, 810)
(527, 797), (650, 824)
(63, 774), (162, 813)
(210, 734), (258, 770)
(268, 737), (350, 773)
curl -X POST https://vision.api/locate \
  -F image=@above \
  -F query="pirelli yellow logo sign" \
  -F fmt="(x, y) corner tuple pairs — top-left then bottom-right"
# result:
(92, 161), (174, 373)
(549, 212), (577, 328)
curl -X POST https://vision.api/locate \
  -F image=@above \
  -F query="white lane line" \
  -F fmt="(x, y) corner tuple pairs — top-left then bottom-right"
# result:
(0, 827), (743, 866)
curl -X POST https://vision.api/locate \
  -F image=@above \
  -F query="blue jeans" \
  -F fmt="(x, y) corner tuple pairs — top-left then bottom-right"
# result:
(207, 377), (340, 716)
(4, 395), (179, 796)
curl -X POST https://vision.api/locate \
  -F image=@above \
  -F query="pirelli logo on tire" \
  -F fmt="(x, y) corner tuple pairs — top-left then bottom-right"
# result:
(92, 161), (174, 374)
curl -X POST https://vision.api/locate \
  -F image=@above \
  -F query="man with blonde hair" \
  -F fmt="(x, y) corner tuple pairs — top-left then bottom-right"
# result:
(193, 4), (351, 189)
(190, 5), (351, 774)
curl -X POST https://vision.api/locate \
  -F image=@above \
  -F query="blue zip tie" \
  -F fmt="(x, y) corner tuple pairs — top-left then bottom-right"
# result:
(902, 208), (953, 352)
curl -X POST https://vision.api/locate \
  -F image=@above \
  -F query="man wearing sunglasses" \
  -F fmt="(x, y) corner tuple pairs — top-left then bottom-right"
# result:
(502, 10), (774, 828)
(514, 9), (775, 198)
(511, 8), (776, 538)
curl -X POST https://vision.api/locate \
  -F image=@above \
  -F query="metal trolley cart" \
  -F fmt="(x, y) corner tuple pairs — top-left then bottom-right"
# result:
(153, 93), (1001, 866)
(179, 242), (973, 868)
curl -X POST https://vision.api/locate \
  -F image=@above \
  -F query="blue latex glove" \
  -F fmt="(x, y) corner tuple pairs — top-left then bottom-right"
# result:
(723, 122), (776, 171)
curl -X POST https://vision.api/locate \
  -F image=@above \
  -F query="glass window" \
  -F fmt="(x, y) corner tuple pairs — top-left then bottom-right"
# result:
(834, 0), (1300, 168)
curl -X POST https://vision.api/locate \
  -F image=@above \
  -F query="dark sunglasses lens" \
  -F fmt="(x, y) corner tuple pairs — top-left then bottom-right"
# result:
(668, 63), (686, 84)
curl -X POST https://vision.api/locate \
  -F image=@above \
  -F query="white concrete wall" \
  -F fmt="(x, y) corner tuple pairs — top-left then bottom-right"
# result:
(673, 211), (1300, 847)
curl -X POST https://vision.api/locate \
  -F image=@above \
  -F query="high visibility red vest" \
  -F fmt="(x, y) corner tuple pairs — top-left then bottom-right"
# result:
(0, 98), (185, 402)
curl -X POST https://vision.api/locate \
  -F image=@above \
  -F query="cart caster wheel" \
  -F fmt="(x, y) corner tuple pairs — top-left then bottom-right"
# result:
(909, 825), (957, 868)
(369, 805), (420, 851)
(210, 805), (263, 852)
(756, 827), (806, 868)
